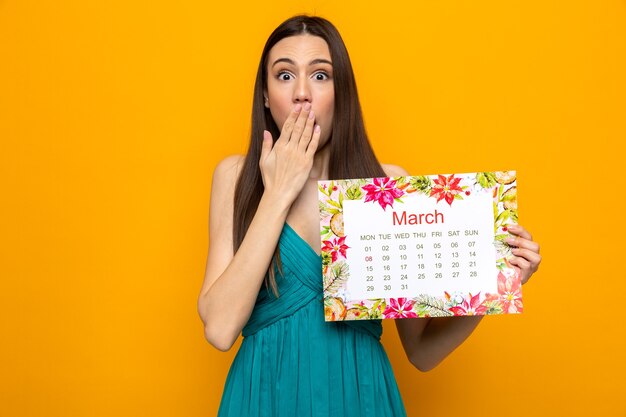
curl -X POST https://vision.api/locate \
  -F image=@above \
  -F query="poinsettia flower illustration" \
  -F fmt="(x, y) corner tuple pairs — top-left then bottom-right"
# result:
(485, 271), (523, 313)
(383, 298), (418, 319)
(321, 236), (349, 262)
(430, 174), (464, 206)
(449, 292), (488, 316)
(362, 177), (405, 210)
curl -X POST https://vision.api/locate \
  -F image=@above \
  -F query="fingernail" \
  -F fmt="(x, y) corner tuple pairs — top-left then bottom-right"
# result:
(506, 237), (516, 244)
(309, 110), (315, 119)
(294, 104), (302, 112)
(314, 125), (321, 132)
(304, 103), (311, 111)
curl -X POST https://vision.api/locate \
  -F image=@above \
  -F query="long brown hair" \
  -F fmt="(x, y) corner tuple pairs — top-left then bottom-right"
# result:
(233, 15), (386, 296)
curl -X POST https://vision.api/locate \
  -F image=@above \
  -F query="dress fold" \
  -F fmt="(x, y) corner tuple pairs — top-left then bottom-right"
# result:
(217, 223), (407, 417)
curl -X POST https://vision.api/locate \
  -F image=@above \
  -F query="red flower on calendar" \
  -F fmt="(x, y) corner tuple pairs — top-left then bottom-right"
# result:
(383, 298), (418, 319)
(322, 236), (350, 262)
(430, 174), (464, 205)
(485, 270), (523, 313)
(448, 292), (488, 316)
(362, 177), (405, 210)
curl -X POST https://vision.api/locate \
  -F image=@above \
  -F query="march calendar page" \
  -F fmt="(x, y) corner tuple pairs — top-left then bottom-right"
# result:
(318, 171), (522, 321)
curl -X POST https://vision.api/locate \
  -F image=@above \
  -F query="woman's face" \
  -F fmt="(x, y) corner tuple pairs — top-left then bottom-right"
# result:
(265, 34), (335, 148)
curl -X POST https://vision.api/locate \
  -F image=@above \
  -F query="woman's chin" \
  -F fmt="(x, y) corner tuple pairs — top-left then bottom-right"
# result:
(315, 135), (332, 153)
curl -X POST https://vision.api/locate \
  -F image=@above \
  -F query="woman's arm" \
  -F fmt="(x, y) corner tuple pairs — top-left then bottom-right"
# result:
(382, 164), (542, 371)
(395, 315), (484, 372)
(197, 104), (320, 351)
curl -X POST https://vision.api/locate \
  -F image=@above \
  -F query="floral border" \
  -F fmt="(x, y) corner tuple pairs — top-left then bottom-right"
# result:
(319, 171), (521, 321)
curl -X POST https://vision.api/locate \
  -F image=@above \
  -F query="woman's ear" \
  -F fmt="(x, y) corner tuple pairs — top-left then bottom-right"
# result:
(263, 90), (270, 108)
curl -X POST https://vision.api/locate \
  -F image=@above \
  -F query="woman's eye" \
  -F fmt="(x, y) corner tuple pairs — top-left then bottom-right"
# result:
(278, 72), (292, 81)
(314, 72), (329, 81)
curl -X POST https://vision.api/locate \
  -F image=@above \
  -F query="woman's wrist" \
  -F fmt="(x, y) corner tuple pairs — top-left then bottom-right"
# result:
(257, 189), (292, 220)
(259, 188), (296, 214)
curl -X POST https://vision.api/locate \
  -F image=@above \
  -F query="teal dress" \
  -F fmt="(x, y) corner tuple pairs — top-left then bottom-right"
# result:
(217, 223), (407, 417)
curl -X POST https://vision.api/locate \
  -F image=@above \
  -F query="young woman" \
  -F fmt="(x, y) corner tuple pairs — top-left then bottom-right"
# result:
(198, 15), (541, 416)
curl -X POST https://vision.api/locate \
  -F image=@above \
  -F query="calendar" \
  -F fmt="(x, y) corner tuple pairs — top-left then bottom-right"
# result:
(318, 171), (522, 321)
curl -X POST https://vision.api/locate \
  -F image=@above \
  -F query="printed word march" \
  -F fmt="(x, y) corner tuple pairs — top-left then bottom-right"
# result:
(391, 210), (445, 226)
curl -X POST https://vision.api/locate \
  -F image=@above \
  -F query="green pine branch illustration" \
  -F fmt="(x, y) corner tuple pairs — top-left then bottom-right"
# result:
(414, 294), (453, 317)
(323, 261), (349, 294)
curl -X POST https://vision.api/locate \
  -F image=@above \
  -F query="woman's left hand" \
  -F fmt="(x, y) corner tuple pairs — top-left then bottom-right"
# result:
(505, 224), (541, 285)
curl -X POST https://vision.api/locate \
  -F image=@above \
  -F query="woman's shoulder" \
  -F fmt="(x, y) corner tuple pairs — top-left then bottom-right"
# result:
(381, 163), (409, 177)
(213, 155), (245, 180)
(214, 154), (246, 178)
(210, 155), (246, 201)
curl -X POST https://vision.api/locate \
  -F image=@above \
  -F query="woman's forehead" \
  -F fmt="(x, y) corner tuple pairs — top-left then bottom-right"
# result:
(267, 35), (332, 66)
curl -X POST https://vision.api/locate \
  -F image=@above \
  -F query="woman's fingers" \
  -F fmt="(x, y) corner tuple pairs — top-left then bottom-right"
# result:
(305, 124), (321, 158)
(259, 103), (318, 201)
(298, 110), (316, 151)
(288, 103), (312, 143)
(260, 130), (273, 161)
(508, 257), (530, 284)
(505, 224), (540, 253)
(277, 104), (302, 145)
(505, 224), (542, 285)
(258, 130), (275, 187)
(267, 102), (317, 166)
(510, 248), (541, 272)
(506, 224), (533, 245)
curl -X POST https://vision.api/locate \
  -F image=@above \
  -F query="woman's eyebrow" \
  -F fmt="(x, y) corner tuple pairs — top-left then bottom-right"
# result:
(309, 58), (332, 66)
(271, 58), (333, 68)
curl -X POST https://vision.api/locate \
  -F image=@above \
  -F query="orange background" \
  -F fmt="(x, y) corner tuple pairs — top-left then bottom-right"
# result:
(1, 1), (625, 416)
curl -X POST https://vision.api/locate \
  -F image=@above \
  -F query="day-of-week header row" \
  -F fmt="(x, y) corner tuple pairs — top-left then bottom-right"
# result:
(360, 230), (480, 240)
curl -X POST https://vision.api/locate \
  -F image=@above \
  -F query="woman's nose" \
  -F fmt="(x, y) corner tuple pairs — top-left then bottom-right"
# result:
(293, 79), (311, 103)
